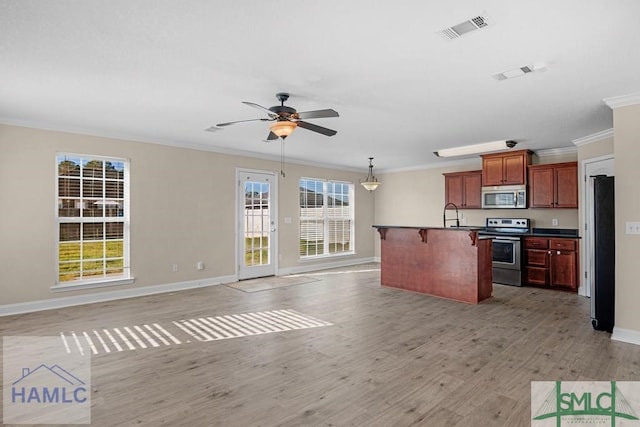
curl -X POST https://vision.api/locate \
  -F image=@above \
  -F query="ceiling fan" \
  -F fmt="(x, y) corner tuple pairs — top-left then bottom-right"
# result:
(216, 92), (339, 140)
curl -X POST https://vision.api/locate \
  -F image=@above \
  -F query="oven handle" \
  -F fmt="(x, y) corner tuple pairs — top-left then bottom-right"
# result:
(492, 236), (522, 242)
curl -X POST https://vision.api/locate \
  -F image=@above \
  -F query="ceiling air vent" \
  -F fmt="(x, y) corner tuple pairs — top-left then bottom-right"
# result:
(439, 16), (488, 40)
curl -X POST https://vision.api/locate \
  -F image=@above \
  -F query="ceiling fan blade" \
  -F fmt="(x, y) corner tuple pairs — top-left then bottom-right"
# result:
(216, 118), (270, 127)
(266, 131), (279, 141)
(242, 101), (277, 116)
(296, 120), (337, 136)
(295, 109), (339, 119)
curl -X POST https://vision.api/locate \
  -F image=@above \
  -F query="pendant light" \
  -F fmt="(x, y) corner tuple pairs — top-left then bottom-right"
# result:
(361, 157), (381, 192)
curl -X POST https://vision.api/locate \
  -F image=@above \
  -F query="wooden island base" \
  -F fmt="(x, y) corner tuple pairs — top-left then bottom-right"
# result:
(375, 226), (493, 304)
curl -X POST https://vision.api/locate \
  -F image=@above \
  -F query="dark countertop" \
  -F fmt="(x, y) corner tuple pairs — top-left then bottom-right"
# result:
(478, 227), (580, 239)
(372, 225), (482, 231)
(373, 225), (580, 239)
(529, 228), (580, 238)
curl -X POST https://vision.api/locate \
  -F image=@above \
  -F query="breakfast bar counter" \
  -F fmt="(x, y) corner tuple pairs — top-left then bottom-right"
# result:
(374, 226), (493, 304)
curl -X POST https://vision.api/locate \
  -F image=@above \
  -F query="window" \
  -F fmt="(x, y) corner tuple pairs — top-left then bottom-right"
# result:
(299, 178), (354, 258)
(56, 154), (130, 285)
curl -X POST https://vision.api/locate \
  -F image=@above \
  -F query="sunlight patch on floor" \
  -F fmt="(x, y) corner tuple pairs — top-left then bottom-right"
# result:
(60, 309), (332, 355)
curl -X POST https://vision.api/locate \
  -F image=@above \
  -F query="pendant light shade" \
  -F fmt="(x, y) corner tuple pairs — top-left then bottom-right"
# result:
(361, 157), (381, 192)
(270, 120), (297, 138)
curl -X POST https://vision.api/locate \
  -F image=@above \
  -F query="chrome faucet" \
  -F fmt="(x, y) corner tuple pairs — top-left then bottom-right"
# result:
(443, 203), (460, 228)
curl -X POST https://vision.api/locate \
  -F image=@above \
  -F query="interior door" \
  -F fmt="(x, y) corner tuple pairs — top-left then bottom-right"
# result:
(237, 170), (277, 280)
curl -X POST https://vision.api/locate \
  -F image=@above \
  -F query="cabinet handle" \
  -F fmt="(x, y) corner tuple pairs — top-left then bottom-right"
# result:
(548, 251), (552, 255)
(557, 250), (560, 255)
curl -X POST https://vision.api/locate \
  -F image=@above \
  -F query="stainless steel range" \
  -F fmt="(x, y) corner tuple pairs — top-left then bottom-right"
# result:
(483, 217), (530, 287)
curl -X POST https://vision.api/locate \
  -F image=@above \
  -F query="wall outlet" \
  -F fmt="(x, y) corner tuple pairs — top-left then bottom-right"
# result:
(552, 218), (558, 226)
(172, 264), (178, 272)
(625, 221), (640, 234)
(284, 217), (292, 224)
(196, 261), (204, 270)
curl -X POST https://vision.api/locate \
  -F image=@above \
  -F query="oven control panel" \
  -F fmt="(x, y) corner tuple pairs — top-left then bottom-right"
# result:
(486, 218), (530, 229)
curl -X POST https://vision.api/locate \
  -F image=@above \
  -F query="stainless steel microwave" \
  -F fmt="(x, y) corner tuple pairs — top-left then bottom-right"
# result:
(481, 185), (527, 209)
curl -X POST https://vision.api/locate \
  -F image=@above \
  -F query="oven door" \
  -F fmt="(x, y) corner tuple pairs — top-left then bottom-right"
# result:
(491, 236), (521, 270)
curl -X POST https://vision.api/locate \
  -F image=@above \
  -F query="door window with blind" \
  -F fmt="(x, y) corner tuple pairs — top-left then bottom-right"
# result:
(56, 154), (130, 286)
(299, 178), (354, 258)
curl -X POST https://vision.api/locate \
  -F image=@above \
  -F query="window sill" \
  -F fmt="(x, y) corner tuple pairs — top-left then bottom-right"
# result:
(299, 252), (356, 262)
(51, 277), (135, 293)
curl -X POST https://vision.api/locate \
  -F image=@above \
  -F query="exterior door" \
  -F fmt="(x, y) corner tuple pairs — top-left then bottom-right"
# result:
(237, 170), (277, 280)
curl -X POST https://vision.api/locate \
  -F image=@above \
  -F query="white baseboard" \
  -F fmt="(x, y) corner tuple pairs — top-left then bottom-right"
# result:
(0, 274), (236, 317)
(277, 257), (377, 276)
(1, 258), (379, 317)
(611, 327), (640, 346)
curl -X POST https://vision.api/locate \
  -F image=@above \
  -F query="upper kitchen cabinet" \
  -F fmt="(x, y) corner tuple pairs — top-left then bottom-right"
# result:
(528, 162), (578, 208)
(443, 170), (482, 209)
(481, 149), (533, 186)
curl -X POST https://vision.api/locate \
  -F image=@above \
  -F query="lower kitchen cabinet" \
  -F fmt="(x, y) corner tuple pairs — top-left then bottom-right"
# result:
(524, 237), (579, 291)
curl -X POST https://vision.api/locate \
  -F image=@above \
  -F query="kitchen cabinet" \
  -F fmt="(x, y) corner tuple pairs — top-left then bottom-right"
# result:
(523, 237), (579, 291)
(481, 149), (533, 186)
(528, 162), (578, 208)
(443, 170), (482, 208)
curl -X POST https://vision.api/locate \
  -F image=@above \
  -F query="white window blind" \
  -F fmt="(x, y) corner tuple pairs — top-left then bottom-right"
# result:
(56, 154), (130, 284)
(299, 178), (354, 258)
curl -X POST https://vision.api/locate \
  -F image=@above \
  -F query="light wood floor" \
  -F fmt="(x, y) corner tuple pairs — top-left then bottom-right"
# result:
(2, 264), (639, 426)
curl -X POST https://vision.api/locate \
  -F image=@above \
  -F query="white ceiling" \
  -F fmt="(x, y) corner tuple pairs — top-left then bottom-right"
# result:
(1, 1), (639, 172)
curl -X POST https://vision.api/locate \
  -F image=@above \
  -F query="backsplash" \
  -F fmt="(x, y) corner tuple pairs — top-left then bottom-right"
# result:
(457, 208), (579, 229)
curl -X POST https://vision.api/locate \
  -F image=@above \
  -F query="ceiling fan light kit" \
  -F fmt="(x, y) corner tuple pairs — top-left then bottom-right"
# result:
(434, 140), (517, 158)
(361, 157), (381, 192)
(270, 120), (297, 138)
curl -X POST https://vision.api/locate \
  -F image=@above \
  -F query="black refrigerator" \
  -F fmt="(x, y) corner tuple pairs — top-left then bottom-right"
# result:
(591, 175), (615, 332)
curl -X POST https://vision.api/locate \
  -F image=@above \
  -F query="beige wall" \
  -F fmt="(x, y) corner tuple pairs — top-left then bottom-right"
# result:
(613, 104), (640, 335)
(0, 124), (374, 306)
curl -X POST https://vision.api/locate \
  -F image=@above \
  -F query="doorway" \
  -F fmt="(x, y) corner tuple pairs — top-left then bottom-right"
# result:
(582, 156), (614, 297)
(237, 169), (277, 280)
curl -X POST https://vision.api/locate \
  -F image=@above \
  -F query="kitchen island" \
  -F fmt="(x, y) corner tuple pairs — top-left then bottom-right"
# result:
(374, 226), (493, 304)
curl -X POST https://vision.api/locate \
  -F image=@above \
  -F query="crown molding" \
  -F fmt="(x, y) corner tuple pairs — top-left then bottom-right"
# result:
(572, 128), (614, 146)
(535, 146), (577, 157)
(603, 92), (640, 109)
